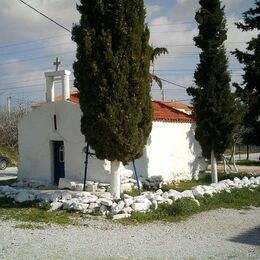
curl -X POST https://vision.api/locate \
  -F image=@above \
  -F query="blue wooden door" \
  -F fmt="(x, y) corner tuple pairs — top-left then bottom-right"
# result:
(54, 141), (65, 184)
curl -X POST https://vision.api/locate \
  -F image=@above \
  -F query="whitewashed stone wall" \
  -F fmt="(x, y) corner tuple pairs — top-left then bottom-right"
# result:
(135, 122), (207, 181)
(18, 101), (206, 185)
(18, 101), (111, 185)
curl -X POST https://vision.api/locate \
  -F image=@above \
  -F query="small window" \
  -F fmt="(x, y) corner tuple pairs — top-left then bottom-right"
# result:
(59, 145), (64, 162)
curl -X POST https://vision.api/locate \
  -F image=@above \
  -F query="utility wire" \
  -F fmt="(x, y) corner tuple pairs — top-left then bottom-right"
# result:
(0, 34), (68, 49)
(155, 76), (187, 89)
(18, 0), (72, 33)
(0, 51), (74, 67)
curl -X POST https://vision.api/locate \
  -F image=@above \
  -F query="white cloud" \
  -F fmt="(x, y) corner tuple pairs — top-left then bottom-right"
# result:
(146, 5), (163, 17)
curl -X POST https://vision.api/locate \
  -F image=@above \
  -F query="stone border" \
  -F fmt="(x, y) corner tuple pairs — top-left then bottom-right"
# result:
(0, 176), (259, 220)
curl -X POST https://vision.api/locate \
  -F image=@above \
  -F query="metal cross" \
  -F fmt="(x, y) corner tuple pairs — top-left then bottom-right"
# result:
(53, 57), (61, 71)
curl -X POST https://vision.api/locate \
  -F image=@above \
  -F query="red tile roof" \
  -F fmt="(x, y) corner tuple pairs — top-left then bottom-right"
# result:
(32, 92), (193, 123)
(160, 101), (192, 113)
(152, 101), (193, 123)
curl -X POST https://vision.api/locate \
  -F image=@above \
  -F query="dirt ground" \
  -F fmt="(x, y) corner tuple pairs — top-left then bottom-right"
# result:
(0, 208), (259, 260)
(209, 165), (260, 175)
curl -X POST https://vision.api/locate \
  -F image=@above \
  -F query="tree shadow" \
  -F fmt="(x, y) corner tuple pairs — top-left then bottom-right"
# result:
(229, 225), (260, 246)
(186, 123), (207, 179)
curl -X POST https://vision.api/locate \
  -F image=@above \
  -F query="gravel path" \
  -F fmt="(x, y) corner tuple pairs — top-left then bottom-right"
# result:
(0, 208), (259, 260)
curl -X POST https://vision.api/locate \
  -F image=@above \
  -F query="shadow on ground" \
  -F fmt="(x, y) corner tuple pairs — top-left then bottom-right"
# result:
(229, 225), (260, 246)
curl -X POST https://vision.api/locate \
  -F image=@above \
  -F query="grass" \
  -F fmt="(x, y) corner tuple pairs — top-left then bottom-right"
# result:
(161, 179), (209, 192)
(15, 223), (47, 230)
(123, 186), (260, 224)
(236, 160), (260, 167)
(0, 178), (17, 186)
(0, 197), (74, 225)
(160, 172), (255, 192)
(0, 146), (18, 166)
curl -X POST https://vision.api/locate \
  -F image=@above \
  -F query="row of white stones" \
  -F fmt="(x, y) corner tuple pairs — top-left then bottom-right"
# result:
(0, 176), (259, 220)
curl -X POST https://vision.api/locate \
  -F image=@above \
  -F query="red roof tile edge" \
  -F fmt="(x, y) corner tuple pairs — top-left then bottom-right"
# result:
(32, 92), (194, 123)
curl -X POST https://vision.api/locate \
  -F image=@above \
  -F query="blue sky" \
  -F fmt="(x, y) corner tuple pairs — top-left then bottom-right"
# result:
(0, 0), (258, 108)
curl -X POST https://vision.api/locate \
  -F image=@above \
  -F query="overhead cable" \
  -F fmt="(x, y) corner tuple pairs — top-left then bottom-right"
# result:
(18, 0), (71, 33)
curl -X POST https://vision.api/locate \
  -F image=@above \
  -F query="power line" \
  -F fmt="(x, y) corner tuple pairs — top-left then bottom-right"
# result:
(0, 63), (73, 79)
(0, 34), (68, 49)
(0, 51), (74, 67)
(1, 41), (74, 56)
(156, 76), (188, 89)
(18, 0), (71, 33)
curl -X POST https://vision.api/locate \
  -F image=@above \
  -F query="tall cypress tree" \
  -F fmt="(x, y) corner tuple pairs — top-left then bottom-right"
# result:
(72, 0), (152, 197)
(187, 0), (236, 183)
(232, 1), (260, 146)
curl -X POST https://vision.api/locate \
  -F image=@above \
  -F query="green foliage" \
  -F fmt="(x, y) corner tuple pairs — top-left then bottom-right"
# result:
(0, 146), (18, 166)
(0, 197), (73, 225)
(232, 1), (260, 145)
(161, 179), (210, 192)
(0, 178), (17, 186)
(126, 187), (260, 223)
(72, 0), (153, 164)
(236, 160), (260, 167)
(160, 172), (256, 192)
(187, 0), (236, 159)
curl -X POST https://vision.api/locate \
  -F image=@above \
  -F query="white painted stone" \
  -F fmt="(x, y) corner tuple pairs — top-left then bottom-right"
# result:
(155, 189), (163, 195)
(122, 207), (133, 214)
(242, 177), (250, 186)
(83, 208), (93, 214)
(132, 198), (151, 212)
(36, 193), (51, 202)
(123, 194), (133, 199)
(49, 201), (63, 211)
(73, 191), (91, 198)
(162, 192), (169, 199)
(62, 199), (77, 210)
(121, 169), (133, 178)
(124, 198), (134, 207)
(166, 199), (173, 205)
(134, 195), (146, 203)
(61, 190), (73, 200)
(192, 186), (204, 197)
(112, 213), (131, 220)
(249, 177), (256, 184)
(168, 190), (182, 201)
(86, 183), (98, 192)
(132, 202), (150, 212)
(89, 203), (99, 210)
(70, 202), (88, 211)
(143, 192), (155, 200)
(14, 191), (35, 203)
(99, 205), (108, 215)
(49, 191), (62, 202)
(111, 200), (125, 215)
(152, 199), (158, 210)
(193, 199), (200, 206)
(233, 177), (241, 184)
(100, 192), (113, 199)
(85, 195), (98, 203)
(154, 194), (164, 202)
(100, 198), (113, 207)
(120, 183), (132, 193)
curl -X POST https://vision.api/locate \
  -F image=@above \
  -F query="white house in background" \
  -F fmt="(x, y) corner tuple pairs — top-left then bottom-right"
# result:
(18, 66), (206, 186)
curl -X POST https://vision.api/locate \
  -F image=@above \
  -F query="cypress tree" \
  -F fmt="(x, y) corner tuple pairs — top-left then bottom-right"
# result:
(187, 0), (236, 183)
(72, 0), (152, 197)
(232, 1), (260, 145)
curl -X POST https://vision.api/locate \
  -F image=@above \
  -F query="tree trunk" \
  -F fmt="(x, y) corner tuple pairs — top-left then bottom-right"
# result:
(211, 149), (218, 183)
(223, 155), (227, 173)
(229, 142), (235, 164)
(246, 145), (249, 160)
(110, 160), (121, 198)
(231, 144), (238, 173)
